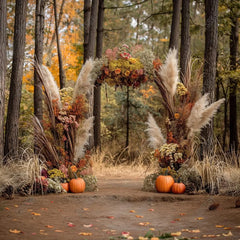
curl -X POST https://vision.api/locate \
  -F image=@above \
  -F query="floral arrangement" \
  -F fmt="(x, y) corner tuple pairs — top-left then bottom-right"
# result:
(146, 49), (225, 170)
(97, 44), (154, 88)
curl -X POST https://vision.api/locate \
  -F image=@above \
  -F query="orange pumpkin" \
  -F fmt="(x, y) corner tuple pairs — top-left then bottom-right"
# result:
(61, 182), (69, 192)
(69, 178), (85, 193)
(156, 175), (174, 193)
(171, 182), (186, 194)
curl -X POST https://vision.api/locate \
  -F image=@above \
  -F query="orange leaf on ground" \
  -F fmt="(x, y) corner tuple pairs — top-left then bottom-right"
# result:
(45, 225), (54, 228)
(216, 225), (224, 228)
(5, 207), (9, 210)
(196, 217), (204, 220)
(14, 205), (18, 208)
(222, 231), (233, 237)
(171, 232), (181, 236)
(129, 210), (136, 213)
(9, 229), (22, 234)
(83, 208), (89, 211)
(148, 209), (154, 211)
(223, 227), (231, 230)
(136, 215), (144, 218)
(202, 235), (217, 238)
(179, 213), (186, 216)
(55, 230), (64, 232)
(67, 222), (75, 227)
(83, 224), (93, 228)
(107, 216), (114, 219)
(31, 212), (41, 216)
(174, 218), (180, 221)
(139, 222), (150, 226)
(79, 232), (92, 236)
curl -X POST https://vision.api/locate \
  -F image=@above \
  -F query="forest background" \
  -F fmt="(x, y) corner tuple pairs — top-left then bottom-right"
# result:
(0, 0), (239, 162)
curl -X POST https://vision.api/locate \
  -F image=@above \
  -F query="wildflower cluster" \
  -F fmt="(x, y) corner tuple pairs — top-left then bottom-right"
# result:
(48, 168), (66, 183)
(176, 82), (188, 96)
(97, 44), (148, 88)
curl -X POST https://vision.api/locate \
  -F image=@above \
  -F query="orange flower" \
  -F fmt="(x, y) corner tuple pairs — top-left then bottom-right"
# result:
(174, 113), (180, 119)
(114, 68), (121, 74)
(153, 58), (162, 70)
(70, 165), (77, 172)
(125, 70), (130, 77)
(104, 68), (109, 75)
(131, 73), (138, 79)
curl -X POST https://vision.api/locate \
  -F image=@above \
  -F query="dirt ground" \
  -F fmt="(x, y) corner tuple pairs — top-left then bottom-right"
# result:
(0, 176), (240, 240)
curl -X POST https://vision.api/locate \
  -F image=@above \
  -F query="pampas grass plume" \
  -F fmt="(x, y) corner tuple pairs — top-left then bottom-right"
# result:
(41, 65), (61, 108)
(187, 94), (225, 134)
(159, 48), (178, 97)
(74, 117), (94, 162)
(145, 113), (166, 149)
(73, 59), (94, 100)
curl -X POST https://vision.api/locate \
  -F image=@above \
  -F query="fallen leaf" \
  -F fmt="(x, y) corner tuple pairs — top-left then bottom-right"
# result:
(196, 217), (204, 220)
(79, 232), (92, 236)
(129, 210), (136, 213)
(136, 215), (143, 218)
(67, 222), (75, 227)
(171, 232), (181, 236)
(32, 233), (36, 235)
(216, 225), (224, 228)
(14, 205), (18, 208)
(28, 209), (33, 212)
(174, 218), (180, 221)
(202, 234), (216, 238)
(83, 224), (93, 228)
(40, 232), (48, 235)
(191, 229), (200, 233)
(55, 230), (64, 233)
(83, 208), (89, 211)
(41, 208), (48, 210)
(149, 228), (155, 231)
(224, 227), (231, 230)
(150, 238), (159, 240)
(9, 229), (22, 234)
(31, 212), (41, 216)
(179, 213), (186, 216)
(45, 225), (54, 228)
(181, 229), (189, 232)
(222, 231), (233, 237)
(138, 237), (148, 240)
(107, 216), (114, 219)
(235, 225), (240, 228)
(148, 209), (154, 211)
(138, 222), (150, 226)
(121, 231), (130, 237)
(5, 207), (9, 210)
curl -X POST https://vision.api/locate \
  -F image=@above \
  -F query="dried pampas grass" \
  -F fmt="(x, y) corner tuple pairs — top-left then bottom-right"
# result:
(158, 48), (178, 97)
(73, 117), (94, 162)
(187, 94), (225, 136)
(73, 58), (95, 101)
(145, 113), (166, 149)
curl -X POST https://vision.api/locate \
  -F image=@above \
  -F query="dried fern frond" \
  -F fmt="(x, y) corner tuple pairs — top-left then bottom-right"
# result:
(187, 94), (225, 135)
(73, 117), (94, 162)
(145, 113), (166, 149)
(73, 59), (95, 101)
(32, 116), (60, 167)
(158, 48), (178, 97)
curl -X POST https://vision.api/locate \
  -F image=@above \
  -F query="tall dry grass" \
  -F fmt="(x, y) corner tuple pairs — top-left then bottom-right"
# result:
(91, 141), (158, 179)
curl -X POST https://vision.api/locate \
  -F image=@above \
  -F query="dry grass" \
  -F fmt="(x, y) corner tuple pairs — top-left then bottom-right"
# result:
(0, 149), (45, 193)
(91, 142), (158, 179)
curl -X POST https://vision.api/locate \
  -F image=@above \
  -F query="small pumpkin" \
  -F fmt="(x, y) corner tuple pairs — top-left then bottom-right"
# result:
(69, 178), (85, 193)
(61, 182), (69, 192)
(171, 182), (186, 194)
(156, 175), (174, 193)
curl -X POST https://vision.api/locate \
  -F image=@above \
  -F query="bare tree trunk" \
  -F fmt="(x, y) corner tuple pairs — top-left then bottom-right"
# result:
(200, 0), (218, 156)
(180, 0), (190, 82)
(83, 0), (91, 63)
(4, 0), (28, 157)
(94, 0), (104, 149)
(85, 0), (99, 149)
(126, 86), (130, 148)
(34, 0), (46, 123)
(53, 0), (66, 89)
(0, 0), (7, 159)
(46, 0), (65, 67)
(229, 15), (239, 153)
(169, 0), (181, 50)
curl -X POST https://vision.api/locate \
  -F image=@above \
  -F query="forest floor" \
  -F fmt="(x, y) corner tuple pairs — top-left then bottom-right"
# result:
(0, 176), (240, 240)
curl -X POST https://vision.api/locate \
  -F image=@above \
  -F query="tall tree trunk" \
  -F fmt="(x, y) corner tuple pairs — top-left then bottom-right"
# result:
(4, 0), (28, 157)
(85, 0), (99, 149)
(180, 0), (190, 82)
(94, 0), (104, 149)
(229, 15), (239, 152)
(200, 0), (218, 156)
(0, 0), (7, 159)
(169, 0), (181, 50)
(53, 0), (66, 89)
(46, 0), (65, 67)
(83, 0), (91, 64)
(34, 0), (46, 123)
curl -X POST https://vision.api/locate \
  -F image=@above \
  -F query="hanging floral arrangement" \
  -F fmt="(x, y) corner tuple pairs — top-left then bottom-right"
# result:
(146, 49), (225, 170)
(97, 44), (156, 88)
